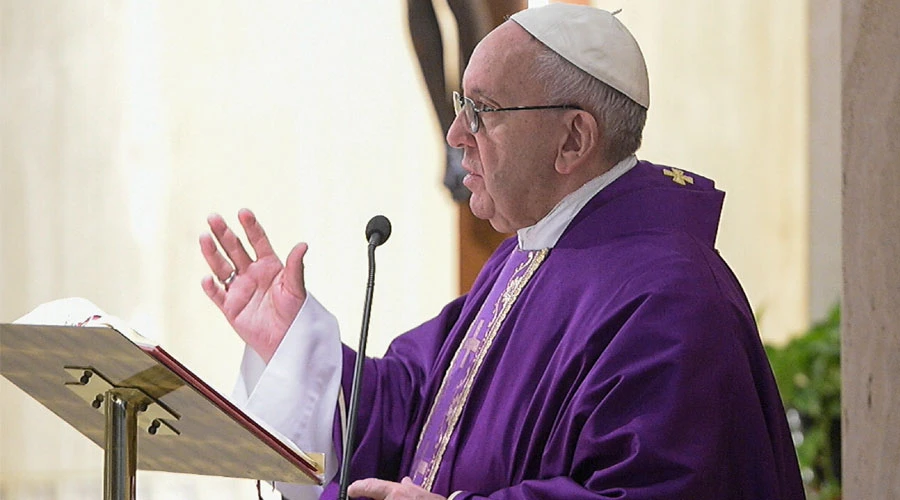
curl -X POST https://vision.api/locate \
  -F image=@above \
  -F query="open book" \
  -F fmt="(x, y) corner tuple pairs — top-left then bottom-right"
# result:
(1, 298), (324, 485)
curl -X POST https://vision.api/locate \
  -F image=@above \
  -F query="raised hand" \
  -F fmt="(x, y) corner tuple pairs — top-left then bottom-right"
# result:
(200, 208), (308, 363)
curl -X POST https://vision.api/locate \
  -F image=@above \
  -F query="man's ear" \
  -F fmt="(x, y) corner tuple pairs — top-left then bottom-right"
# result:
(556, 111), (601, 175)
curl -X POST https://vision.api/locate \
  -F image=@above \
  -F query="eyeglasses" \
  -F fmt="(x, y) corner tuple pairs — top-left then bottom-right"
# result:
(452, 91), (581, 134)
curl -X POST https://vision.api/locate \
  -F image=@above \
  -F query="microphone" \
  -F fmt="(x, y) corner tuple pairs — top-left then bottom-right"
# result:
(365, 215), (391, 247)
(338, 215), (392, 500)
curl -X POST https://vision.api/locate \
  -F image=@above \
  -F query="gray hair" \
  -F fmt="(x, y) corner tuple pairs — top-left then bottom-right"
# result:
(531, 42), (647, 164)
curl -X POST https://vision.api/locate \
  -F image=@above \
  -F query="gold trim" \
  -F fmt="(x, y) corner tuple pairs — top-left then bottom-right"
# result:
(415, 249), (548, 490)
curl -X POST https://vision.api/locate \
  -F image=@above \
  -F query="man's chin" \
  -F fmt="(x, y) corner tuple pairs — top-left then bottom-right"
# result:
(468, 196), (491, 220)
(469, 202), (513, 234)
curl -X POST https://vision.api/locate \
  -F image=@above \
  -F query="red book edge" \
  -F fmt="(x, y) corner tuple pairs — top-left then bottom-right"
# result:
(139, 343), (324, 485)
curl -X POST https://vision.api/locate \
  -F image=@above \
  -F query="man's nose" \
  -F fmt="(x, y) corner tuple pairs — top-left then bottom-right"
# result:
(446, 111), (474, 149)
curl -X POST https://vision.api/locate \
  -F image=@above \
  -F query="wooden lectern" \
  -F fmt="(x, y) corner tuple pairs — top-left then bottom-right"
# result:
(0, 321), (324, 500)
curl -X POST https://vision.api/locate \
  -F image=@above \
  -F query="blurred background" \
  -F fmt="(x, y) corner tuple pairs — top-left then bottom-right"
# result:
(1, 0), (841, 498)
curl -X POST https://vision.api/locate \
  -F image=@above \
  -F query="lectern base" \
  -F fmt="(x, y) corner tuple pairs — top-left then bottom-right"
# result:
(104, 389), (140, 500)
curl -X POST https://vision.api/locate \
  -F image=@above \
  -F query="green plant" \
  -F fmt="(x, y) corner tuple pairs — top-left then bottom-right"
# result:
(765, 305), (841, 500)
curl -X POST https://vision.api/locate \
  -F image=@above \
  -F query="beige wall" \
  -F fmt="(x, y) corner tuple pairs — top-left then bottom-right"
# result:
(809, 0), (843, 323)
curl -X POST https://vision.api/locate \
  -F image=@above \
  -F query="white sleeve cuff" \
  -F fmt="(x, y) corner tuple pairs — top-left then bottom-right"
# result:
(232, 293), (343, 499)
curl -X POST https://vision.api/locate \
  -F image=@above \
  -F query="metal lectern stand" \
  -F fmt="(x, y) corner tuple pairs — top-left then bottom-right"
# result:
(103, 389), (137, 500)
(63, 366), (180, 500)
(105, 389), (139, 500)
(1, 322), (324, 500)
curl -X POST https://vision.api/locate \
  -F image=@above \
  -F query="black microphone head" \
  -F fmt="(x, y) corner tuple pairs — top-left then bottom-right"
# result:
(365, 215), (392, 247)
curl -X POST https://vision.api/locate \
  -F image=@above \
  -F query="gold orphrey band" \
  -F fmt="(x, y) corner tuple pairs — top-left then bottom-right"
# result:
(415, 249), (549, 491)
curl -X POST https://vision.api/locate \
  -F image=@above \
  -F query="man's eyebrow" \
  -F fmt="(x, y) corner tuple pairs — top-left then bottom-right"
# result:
(463, 86), (484, 98)
(466, 88), (499, 105)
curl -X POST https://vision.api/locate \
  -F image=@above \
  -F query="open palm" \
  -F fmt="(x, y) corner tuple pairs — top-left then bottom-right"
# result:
(200, 209), (308, 363)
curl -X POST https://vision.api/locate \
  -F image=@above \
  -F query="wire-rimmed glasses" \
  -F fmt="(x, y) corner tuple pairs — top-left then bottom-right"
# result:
(452, 91), (581, 134)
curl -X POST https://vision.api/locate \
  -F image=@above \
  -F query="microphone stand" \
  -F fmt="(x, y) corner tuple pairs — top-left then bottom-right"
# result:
(338, 238), (382, 500)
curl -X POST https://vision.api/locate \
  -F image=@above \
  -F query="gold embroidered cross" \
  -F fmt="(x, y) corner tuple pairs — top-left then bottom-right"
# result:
(664, 168), (694, 186)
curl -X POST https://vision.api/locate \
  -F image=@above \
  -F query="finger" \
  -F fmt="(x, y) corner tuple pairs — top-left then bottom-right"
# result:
(207, 213), (253, 272)
(348, 478), (397, 499)
(199, 233), (235, 283)
(283, 242), (308, 299)
(200, 275), (226, 310)
(237, 208), (277, 260)
(400, 477), (414, 486)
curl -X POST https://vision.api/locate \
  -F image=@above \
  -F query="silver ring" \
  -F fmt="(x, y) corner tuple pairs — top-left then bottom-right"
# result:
(221, 270), (237, 287)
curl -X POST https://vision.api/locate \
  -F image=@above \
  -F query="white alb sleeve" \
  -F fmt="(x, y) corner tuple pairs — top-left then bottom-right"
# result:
(232, 293), (342, 500)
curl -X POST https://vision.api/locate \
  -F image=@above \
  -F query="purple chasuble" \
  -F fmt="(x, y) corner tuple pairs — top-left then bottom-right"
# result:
(321, 161), (805, 500)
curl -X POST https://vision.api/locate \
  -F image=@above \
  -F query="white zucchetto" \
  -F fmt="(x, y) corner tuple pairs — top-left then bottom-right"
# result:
(511, 4), (650, 109)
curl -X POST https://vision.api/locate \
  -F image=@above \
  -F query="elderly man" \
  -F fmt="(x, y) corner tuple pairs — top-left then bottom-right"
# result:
(200, 4), (805, 499)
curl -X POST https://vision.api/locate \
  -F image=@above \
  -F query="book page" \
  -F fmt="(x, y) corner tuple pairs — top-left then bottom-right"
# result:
(14, 297), (156, 348)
